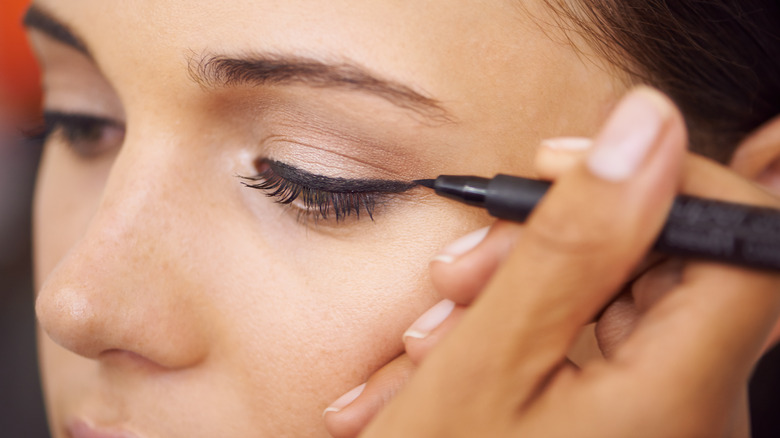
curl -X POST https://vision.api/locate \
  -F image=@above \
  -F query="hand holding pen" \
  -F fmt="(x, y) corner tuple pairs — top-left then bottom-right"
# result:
(323, 88), (780, 438)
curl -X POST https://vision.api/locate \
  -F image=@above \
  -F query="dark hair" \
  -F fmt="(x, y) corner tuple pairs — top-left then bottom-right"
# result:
(545, 0), (780, 162)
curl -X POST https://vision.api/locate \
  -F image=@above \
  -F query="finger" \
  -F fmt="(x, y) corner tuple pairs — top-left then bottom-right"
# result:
(631, 258), (684, 313)
(617, 263), (780, 425)
(534, 137), (593, 180)
(595, 258), (683, 357)
(617, 158), (780, 399)
(323, 354), (415, 438)
(594, 153), (780, 358)
(422, 87), (687, 401)
(535, 138), (777, 207)
(430, 222), (520, 304)
(403, 300), (466, 365)
(594, 291), (637, 358)
(429, 137), (593, 305)
(432, 145), (719, 309)
(681, 153), (779, 207)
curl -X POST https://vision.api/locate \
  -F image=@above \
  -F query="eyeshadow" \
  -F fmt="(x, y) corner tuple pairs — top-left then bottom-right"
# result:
(263, 159), (417, 193)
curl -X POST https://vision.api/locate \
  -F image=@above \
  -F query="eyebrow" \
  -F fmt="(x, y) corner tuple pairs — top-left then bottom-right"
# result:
(22, 3), (452, 123)
(22, 4), (91, 57)
(190, 54), (453, 123)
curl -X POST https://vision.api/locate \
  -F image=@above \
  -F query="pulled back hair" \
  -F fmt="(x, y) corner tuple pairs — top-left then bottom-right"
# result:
(546, 0), (780, 162)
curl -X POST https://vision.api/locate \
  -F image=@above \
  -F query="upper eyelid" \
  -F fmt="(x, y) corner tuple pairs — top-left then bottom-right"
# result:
(261, 159), (417, 193)
(42, 110), (122, 126)
(28, 110), (118, 142)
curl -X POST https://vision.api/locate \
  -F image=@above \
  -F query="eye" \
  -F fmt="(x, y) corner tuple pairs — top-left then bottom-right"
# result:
(240, 159), (416, 223)
(29, 110), (125, 157)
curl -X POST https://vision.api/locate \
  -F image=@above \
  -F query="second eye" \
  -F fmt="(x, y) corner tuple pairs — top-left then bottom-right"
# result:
(39, 111), (125, 157)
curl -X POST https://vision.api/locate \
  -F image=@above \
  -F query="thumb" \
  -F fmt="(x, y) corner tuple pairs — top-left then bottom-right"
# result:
(429, 222), (520, 304)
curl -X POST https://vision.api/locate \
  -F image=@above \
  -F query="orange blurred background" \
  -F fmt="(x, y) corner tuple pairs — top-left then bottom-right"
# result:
(0, 0), (41, 118)
(0, 0), (48, 437)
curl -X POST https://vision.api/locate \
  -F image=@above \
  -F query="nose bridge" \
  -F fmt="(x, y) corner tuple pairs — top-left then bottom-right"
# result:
(36, 136), (210, 369)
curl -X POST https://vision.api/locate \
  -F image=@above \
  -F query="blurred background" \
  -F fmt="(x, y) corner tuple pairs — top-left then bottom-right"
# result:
(1, 0), (49, 437)
(0, 1), (778, 438)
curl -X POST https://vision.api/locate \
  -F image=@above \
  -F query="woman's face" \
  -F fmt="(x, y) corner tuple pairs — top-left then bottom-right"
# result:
(29, 1), (622, 436)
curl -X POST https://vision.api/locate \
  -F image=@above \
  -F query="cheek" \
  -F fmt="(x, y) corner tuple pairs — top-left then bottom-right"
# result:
(219, 230), (438, 402)
(215, 207), (477, 416)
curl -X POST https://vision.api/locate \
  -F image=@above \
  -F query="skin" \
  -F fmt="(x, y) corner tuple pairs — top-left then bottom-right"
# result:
(28, 1), (625, 437)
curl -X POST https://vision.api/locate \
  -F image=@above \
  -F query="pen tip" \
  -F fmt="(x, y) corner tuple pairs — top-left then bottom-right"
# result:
(413, 179), (436, 189)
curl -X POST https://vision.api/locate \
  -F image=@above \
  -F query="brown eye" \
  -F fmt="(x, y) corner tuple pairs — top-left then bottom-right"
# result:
(41, 111), (125, 157)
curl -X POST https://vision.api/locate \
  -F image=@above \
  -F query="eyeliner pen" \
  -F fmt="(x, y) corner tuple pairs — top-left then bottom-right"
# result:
(415, 175), (780, 272)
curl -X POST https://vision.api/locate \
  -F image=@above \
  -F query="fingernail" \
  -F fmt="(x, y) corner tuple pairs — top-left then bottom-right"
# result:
(431, 226), (490, 264)
(587, 88), (669, 181)
(540, 136), (593, 150)
(323, 383), (366, 417)
(403, 299), (456, 341)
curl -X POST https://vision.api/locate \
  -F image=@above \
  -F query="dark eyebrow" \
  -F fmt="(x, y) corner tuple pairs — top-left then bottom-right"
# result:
(22, 4), (91, 57)
(189, 54), (454, 123)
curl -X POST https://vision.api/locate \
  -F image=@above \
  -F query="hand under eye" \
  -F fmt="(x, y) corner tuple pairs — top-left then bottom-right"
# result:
(324, 88), (780, 438)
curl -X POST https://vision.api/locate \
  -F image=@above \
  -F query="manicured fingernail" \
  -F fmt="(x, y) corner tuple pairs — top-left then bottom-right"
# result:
(323, 383), (366, 417)
(431, 227), (489, 264)
(587, 88), (669, 181)
(403, 299), (455, 341)
(540, 137), (593, 150)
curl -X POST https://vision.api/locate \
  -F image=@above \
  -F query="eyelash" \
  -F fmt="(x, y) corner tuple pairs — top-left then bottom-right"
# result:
(27, 111), (124, 156)
(241, 161), (383, 223)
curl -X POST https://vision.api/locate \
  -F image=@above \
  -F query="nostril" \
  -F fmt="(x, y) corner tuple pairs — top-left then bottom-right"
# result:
(99, 349), (170, 372)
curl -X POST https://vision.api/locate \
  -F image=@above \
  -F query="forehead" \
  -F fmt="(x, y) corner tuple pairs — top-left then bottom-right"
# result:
(55, 0), (526, 46)
(29, 0), (618, 165)
(30, 0), (542, 92)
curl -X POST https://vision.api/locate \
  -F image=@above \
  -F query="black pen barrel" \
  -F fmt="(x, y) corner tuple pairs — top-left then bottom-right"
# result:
(431, 173), (780, 271)
(484, 175), (551, 222)
(656, 195), (780, 271)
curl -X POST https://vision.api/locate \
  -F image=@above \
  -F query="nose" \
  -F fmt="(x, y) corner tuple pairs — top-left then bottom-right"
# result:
(35, 146), (211, 370)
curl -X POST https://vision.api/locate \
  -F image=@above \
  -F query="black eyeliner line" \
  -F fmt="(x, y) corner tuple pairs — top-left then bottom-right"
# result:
(261, 160), (416, 193)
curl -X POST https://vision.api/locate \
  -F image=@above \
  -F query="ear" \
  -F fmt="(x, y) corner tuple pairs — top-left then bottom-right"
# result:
(728, 114), (780, 351)
(730, 114), (780, 194)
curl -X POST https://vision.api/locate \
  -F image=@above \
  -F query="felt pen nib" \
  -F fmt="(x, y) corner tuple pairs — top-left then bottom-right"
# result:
(414, 179), (436, 189)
